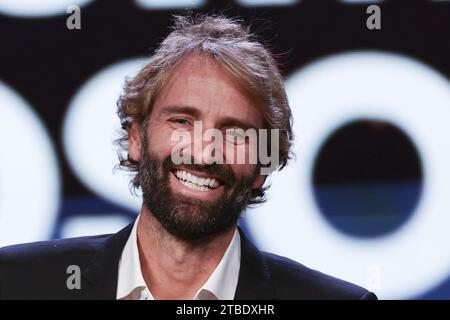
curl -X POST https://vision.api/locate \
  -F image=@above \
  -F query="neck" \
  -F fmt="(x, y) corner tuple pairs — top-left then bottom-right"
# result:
(136, 205), (236, 300)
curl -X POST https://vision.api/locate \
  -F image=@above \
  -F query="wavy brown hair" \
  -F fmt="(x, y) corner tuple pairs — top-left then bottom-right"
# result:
(116, 14), (293, 205)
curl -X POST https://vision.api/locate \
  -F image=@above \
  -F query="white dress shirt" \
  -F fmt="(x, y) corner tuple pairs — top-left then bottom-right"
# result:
(116, 215), (241, 300)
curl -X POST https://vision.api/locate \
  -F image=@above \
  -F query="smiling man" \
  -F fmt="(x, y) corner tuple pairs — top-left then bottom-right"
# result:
(0, 14), (377, 300)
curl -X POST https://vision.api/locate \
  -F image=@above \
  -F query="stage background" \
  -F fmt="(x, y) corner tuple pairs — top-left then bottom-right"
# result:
(1, 0), (449, 299)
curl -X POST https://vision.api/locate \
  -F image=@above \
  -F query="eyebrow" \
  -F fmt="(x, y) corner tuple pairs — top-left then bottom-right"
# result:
(159, 105), (202, 118)
(159, 104), (258, 130)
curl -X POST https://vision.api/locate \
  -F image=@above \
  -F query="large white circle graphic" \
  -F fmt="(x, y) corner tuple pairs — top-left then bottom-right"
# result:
(0, 0), (93, 18)
(0, 81), (60, 246)
(63, 58), (145, 212)
(245, 51), (450, 299)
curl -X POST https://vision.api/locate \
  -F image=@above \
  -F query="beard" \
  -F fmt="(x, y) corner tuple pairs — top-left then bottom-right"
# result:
(137, 137), (257, 242)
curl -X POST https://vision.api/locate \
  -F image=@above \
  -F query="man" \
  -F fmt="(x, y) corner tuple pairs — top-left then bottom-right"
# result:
(0, 14), (377, 300)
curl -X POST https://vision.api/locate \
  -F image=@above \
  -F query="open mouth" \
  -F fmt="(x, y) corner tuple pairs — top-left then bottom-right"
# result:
(172, 169), (222, 192)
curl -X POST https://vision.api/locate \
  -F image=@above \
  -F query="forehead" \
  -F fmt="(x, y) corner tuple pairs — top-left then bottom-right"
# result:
(153, 54), (263, 127)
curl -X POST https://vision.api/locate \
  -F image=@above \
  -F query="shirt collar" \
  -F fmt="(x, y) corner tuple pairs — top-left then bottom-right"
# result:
(116, 215), (150, 300)
(194, 226), (241, 300)
(116, 215), (241, 300)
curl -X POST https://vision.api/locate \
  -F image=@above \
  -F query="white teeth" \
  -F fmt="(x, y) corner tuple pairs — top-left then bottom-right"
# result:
(181, 181), (208, 192)
(186, 181), (195, 190)
(210, 179), (219, 188)
(174, 170), (221, 190)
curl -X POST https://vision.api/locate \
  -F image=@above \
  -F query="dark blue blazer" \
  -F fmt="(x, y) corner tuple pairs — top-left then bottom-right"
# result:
(0, 223), (377, 300)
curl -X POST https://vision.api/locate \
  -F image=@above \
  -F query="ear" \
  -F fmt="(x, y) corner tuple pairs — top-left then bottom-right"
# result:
(252, 173), (267, 190)
(128, 122), (142, 161)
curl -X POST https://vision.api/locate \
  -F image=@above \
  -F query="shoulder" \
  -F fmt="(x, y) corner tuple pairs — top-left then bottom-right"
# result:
(0, 234), (110, 267)
(262, 252), (377, 300)
(0, 235), (111, 298)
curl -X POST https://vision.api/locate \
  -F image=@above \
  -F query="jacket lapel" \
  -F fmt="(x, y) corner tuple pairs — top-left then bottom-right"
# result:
(81, 223), (134, 299)
(234, 228), (276, 300)
(79, 223), (275, 300)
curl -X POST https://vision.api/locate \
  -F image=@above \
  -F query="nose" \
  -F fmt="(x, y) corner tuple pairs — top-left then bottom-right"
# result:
(191, 121), (224, 165)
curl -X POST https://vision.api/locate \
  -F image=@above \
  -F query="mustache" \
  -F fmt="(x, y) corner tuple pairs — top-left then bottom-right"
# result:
(162, 156), (236, 186)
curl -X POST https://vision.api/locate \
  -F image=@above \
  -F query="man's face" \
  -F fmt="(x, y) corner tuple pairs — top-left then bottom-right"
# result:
(129, 54), (266, 241)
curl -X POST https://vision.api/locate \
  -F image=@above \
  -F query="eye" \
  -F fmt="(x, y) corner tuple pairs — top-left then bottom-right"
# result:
(225, 128), (246, 145)
(170, 118), (192, 126)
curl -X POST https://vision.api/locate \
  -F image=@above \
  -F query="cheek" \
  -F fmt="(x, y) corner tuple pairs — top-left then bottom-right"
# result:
(146, 125), (177, 158)
(230, 164), (258, 179)
(224, 142), (258, 166)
